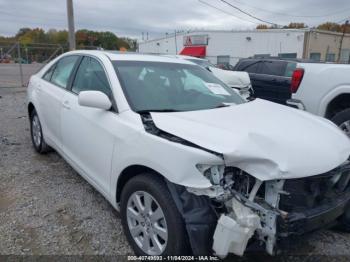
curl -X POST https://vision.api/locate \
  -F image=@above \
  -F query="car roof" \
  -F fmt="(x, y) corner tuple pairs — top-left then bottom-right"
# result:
(65, 50), (194, 64)
(164, 55), (204, 61)
(238, 57), (316, 63)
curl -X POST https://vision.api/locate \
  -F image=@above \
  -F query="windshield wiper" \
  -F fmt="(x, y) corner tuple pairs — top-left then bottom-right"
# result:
(136, 109), (182, 114)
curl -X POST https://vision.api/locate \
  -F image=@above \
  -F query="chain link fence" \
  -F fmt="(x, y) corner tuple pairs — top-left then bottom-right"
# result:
(0, 42), (100, 88)
(0, 42), (68, 88)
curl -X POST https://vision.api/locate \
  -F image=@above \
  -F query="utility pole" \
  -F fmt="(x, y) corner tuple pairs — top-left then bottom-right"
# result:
(66, 0), (76, 50)
(174, 30), (178, 54)
(17, 43), (24, 87)
(337, 20), (349, 63)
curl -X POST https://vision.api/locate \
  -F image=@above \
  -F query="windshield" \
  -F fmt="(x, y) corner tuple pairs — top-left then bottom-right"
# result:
(187, 59), (216, 68)
(113, 61), (245, 112)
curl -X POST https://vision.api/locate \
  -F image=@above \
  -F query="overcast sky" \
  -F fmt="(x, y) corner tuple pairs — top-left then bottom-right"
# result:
(0, 0), (349, 40)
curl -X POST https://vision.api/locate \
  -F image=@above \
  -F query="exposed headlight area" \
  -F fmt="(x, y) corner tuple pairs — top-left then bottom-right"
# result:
(196, 164), (225, 185)
(195, 164), (264, 202)
(189, 162), (350, 258)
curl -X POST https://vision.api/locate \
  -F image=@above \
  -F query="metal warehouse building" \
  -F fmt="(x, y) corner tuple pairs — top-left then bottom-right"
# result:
(138, 29), (350, 65)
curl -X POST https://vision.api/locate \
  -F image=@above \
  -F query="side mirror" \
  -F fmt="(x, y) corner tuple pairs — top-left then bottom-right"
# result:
(78, 91), (112, 110)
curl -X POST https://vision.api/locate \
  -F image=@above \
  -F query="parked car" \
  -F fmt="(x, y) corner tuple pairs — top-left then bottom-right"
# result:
(287, 63), (350, 138)
(165, 55), (252, 99)
(216, 63), (235, 71)
(27, 51), (350, 258)
(233, 58), (308, 105)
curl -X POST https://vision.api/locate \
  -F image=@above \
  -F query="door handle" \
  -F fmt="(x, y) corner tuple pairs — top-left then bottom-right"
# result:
(62, 100), (71, 109)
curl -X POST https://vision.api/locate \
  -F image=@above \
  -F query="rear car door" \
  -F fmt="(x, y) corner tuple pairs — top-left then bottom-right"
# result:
(37, 55), (80, 147)
(236, 60), (264, 97)
(60, 56), (116, 194)
(254, 60), (293, 105)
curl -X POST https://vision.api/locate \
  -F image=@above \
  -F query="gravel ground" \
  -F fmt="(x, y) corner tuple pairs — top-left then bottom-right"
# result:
(0, 88), (132, 256)
(0, 64), (42, 88)
(1, 87), (350, 260)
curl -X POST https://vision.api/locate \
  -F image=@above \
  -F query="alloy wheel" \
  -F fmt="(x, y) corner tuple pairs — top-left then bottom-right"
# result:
(32, 115), (42, 147)
(340, 120), (350, 138)
(126, 191), (168, 255)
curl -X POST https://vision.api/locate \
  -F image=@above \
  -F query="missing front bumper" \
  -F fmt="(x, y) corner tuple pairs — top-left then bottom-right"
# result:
(277, 191), (350, 238)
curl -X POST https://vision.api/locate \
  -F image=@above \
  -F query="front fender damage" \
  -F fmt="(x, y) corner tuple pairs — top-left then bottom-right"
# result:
(140, 111), (350, 257)
(172, 174), (287, 258)
(141, 113), (287, 257)
(166, 181), (218, 256)
(176, 163), (350, 258)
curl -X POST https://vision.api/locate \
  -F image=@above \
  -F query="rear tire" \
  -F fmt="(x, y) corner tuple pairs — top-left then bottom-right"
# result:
(30, 109), (51, 154)
(331, 108), (350, 138)
(120, 173), (189, 256)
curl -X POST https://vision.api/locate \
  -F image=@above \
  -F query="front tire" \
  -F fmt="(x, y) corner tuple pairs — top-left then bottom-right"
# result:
(30, 109), (51, 154)
(337, 203), (350, 232)
(331, 108), (350, 138)
(120, 173), (189, 256)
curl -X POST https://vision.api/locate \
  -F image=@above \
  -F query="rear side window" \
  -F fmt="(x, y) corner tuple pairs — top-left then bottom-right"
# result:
(50, 56), (79, 88)
(260, 61), (286, 76)
(243, 62), (260, 73)
(42, 64), (56, 81)
(284, 62), (297, 77)
(236, 61), (261, 73)
(72, 57), (111, 97)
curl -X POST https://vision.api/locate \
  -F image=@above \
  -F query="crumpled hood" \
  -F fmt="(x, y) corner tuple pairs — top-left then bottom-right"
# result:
(151, 99), (350, 181)
(209, 67), (251, 89)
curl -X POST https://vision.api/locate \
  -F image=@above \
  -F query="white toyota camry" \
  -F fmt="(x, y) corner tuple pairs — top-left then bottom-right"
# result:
(27, 50), (350, 258)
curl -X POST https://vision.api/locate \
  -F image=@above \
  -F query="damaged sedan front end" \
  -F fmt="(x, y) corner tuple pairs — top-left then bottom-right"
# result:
(186, 162), (350, 258)
(111, 58), (350, 257)
(139, 104), (350, 258)
(140, 109), (350, 257)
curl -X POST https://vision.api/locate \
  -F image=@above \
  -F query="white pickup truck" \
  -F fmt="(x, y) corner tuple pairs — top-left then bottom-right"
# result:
(287, 63), (350, 137)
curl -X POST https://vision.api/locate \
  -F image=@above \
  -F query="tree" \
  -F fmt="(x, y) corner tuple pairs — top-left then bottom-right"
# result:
(317, 22), (341, 32)
(285, 22), (307, 29)
(99, 31), (119, 49)
(15, 28), (31, 38)
(256, 24), (269, 29)
(120, 37), (138, 51)
(257, 23), (307, 30)
(18, 28), (47, 45)
(1, 27), (136, 51)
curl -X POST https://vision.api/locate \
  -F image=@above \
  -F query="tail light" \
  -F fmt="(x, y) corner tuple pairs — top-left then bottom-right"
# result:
(291, 68), (304, 93)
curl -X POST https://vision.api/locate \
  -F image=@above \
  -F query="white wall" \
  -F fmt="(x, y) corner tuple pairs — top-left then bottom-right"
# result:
(138, 30), (306, 65)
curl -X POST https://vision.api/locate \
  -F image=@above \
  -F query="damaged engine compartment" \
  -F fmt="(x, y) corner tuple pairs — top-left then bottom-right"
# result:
(179, 163), (350, 258)
(140, 112), (350, 257)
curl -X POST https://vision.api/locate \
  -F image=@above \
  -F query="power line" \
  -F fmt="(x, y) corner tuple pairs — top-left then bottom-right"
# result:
(336, 17), (350, 24)
(198, 0), (260, 25)
(218, 0), (281, 26)
(229, 0), (350, 18)
(199, 0), (350, 27)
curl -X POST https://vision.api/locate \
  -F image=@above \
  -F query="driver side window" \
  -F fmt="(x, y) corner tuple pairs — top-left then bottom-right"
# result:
(72, 56), (111, 97)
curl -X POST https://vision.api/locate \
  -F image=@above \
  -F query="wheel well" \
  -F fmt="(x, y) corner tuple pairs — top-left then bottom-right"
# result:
(326, 94), (350, 119)
(28, 103), (35, 119)
(116, 165), (164, 204)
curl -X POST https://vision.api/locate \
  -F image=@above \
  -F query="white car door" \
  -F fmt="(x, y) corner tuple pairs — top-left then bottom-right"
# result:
(38, 55), (80, 147)
(60, 56), (116, 194)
